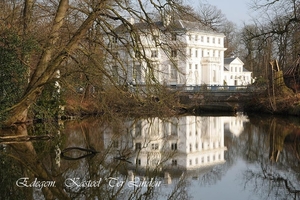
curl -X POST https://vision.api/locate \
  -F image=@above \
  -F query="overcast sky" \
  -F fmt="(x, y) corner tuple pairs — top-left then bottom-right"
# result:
(185, 0), (254, 26)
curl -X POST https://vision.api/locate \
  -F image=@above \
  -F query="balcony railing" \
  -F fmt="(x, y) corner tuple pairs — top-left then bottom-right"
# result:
(201, 57), (221, 64)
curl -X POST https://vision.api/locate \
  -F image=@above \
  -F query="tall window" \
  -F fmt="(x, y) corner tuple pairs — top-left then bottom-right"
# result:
(201, 36), (204, 42)
(195, 35), (198, 41)
(151, 143), (159, 150)
(207, 37), (210, 43)
(112, 66), (118, 81)
(172, 160), (177, 166)
(135, 50), (141, 58)
(171, 49), (177, 58)
(136, 143), (142, 150)
(152, 34), (159, 41)
(170, 66), (177, 81)
(213, 70), (216, 82)
(171, 143), (177, 150)
(133, 65), (142, 82)
(112, 52), (119, 58)
(171, 33), (177, 41)
(151, 50), (158, 58)
(171, 119), (178, 135)
(135, 121), (142, 136)
(112, 140), (119, 148)
(195, 49), (198, 58)
(112, 36), (118, 43)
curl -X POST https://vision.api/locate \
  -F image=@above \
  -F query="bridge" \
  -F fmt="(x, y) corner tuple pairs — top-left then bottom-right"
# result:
(128, 84), (264, 102)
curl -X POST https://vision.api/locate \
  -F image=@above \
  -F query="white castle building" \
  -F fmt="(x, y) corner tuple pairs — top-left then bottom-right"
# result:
(105, 17), (252, 86)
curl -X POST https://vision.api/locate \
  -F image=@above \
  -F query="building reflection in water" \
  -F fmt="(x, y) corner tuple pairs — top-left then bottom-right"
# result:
(103, 113), (249, 183)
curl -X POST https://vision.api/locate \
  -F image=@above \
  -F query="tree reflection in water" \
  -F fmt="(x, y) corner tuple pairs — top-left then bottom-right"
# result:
(0, 117), (194, 200)
(242, 116), (300, 200)
(2, 114), (300, 199)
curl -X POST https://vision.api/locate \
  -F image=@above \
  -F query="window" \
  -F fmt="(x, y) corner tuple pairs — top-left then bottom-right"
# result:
(112, 65), (118, 81)
(189, 159), (192, 166)
(218, 38), (221, 44)
(151, 143), (159, 150)
(171, 33), (177, 41)
(135, 50), (141, 58)
(189, 64), (192, 70)
(171, 143), (177, 150)
(112, 36), (118, 43)
(112, 140), (119, 148)
(201, 36), (204, 42)
(213, 37), (215, 44)
(195, 50), (198, 58)
(213, 70), (217, 82)
(171, 49), (177, 57)
(137, 159), (141, 166)
(151, 50), (158, 58)
(196, 158), (198, 164)
(171, 119), (178, 135)
(133, 65), (142, 82)
(172, 159), (177, 166)
(136, 143), (142, 150)
(189, 48), (192, 57)
(190, 144), (192, 152)
(135, 121), (142, 136)
(189, 35), (192, 40)
(170, 65), (178, 81)
(152, 34), (159, 41)
(195, 64), (198, 70)
(195, 35), (198, 41)
(207, 37), (210, 43)
(195, 143), (198, 150)
(112, 52), (119, 58)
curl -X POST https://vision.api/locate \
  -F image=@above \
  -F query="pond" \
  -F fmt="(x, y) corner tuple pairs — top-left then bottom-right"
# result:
(1, 113), (300, 200)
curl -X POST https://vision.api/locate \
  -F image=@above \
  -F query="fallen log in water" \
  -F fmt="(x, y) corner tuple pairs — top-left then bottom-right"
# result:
(0, 135), (54, 143)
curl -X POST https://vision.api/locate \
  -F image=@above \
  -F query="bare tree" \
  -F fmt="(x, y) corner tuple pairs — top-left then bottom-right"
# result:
(0, 0), (193, 127)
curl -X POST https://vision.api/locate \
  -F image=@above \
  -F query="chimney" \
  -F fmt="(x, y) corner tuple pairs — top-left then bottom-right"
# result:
(230, 52), (235, 58)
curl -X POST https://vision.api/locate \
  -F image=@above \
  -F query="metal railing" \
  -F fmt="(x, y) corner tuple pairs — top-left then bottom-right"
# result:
(167, 85), (258, 93)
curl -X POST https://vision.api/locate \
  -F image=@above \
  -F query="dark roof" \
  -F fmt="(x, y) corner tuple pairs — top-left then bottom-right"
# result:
(114, 19), (221, 35)
(224, 57), (236, 65)
(243, 67), (250, 72)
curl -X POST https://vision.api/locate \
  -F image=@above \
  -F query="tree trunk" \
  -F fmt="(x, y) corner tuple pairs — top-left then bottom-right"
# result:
(2, 1), (102, 127)
(270, 60), (294, 97)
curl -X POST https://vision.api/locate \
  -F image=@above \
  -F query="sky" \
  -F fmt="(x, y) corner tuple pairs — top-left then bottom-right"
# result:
(185, 0), (254, 26)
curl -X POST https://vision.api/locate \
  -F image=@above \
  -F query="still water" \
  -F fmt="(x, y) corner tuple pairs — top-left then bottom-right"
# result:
(1, 113), (300, 200)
